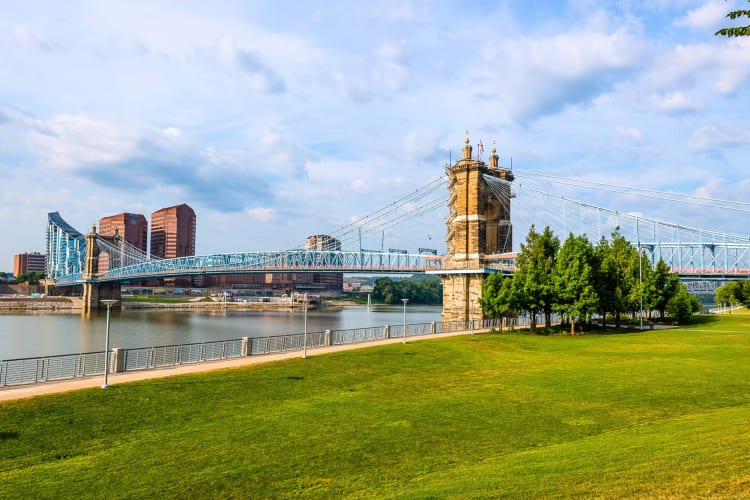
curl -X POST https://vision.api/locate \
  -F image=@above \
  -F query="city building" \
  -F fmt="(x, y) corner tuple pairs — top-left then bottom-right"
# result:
(13, 252), (46, 277)
(150, 203), (196, 259)
(150, 203), (196, 287)
(305, 234), (342, 251)
(305, 234), (343, 293)
(98, 212), (148, 272)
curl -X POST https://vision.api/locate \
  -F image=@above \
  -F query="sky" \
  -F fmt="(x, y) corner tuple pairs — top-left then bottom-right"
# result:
(1, 0), (749, 270)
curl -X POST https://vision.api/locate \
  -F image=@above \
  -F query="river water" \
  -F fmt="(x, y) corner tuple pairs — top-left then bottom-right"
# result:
(0, 304), (442, 361)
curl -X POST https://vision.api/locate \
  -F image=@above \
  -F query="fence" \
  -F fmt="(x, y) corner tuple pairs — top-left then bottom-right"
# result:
(0, 315), (538, 388)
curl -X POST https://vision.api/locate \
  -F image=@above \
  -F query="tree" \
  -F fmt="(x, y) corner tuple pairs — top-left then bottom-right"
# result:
(666, 285), (696, 324)
(599, 229), (638, 329)
(650, 259), (680, 319)
(513, 225), (559, 332)
(715, 280), (750, 308)
(373, 277), (400, 304)
(716, 1), (750, 37)
(479, 273), (517, 332)
(552, 233), (598, 335)
(372, 276), (442, 305)
(14, 271), (45, 284)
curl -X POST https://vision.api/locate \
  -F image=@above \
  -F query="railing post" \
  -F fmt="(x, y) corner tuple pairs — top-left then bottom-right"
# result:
(112, 348), (125, 373)
(430, 322), (436, 334)
(324, 330), (331, 346)
(384, 325), (390, 339)
(241, 336), (250, 356)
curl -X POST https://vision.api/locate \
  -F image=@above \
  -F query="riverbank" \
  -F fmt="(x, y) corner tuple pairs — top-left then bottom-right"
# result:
(0, 296), (80, 311)
(0, 296), (341, 312)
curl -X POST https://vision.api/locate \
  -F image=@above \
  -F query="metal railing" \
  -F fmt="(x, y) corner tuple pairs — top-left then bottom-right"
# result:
(0, 316), (526, 388)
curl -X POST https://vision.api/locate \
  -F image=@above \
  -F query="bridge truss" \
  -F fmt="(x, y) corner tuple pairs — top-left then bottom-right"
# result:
(55, 249), (441, 285)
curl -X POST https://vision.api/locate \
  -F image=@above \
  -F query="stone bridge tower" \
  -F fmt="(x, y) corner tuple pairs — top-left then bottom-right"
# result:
(438, 133), (514, 323)
(82, 224), (122, 312)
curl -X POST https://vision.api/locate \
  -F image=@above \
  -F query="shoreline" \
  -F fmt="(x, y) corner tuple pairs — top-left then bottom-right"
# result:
(0, 296), (361, 312)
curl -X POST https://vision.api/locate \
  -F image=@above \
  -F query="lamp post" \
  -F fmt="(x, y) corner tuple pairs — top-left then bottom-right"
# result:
(401, 298), (409, 343)
(303, 294), (308, 359)
(101, 299), (119, 389)
(639, 248), (644, 331)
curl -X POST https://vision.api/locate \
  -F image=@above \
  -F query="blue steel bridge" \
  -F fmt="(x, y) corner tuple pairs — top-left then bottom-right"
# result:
(46, 169), (750, 293)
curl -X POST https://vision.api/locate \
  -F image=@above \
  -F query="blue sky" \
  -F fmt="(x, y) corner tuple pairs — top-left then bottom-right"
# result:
(1, 0), (749, 269)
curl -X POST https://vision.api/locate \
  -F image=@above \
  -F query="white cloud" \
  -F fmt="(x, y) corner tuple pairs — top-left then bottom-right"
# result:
(616, 126), (643, 142)
(652, 92), (698, 112)
(25, 114), (140, 171)
(674, 1), (728, 30)
(688, 124), (750, 152)
(495, 25), (645, 122)
(246, 207), (275, 222)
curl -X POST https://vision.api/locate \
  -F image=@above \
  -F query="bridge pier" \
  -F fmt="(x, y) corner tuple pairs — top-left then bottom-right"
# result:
(82, 281), (122, 312)
(436, 135), (514, 323)
(81, 223), (123, 312)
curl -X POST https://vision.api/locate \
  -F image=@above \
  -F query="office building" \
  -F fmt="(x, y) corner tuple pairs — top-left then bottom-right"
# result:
(150, 203), (196, 259)
(98, 212), (148, 272)
(14, 252), (46, 277)
(151, 203), (196, 287)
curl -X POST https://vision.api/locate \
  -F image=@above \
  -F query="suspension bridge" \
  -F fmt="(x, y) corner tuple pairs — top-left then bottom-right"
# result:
(45, 137), (750, 313)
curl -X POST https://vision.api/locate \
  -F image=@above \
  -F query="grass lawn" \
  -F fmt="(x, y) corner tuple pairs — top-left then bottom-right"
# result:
(1, 312), (750, 498)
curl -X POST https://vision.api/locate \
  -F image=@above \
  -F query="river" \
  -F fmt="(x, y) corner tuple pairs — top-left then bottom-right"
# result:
(0, 304), (442, 360)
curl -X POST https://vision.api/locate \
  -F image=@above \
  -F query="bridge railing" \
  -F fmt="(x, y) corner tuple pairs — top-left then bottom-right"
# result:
(1, 317), (518, 388)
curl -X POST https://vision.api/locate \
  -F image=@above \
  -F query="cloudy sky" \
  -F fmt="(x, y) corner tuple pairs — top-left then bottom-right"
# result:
(2, 0), (749, 269)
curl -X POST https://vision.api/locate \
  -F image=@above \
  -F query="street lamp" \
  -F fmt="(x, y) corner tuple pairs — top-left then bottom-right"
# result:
(401, 298), (409, 343)
(101, 299), (119, 389)
(638, 248), (645, 331)
(303, 294), (308, 359)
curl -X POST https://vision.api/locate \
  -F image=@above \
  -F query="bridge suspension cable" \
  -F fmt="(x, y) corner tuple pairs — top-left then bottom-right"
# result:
(513, 170), (750, 213)
(314, 176), (448, 250)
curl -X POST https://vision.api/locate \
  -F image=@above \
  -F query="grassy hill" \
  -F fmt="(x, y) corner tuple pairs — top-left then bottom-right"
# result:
(1, 312), (749, 497)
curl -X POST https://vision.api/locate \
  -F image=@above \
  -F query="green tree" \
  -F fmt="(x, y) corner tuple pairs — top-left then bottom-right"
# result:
(666, 285), (696, 324)
(373, 277), (399, 304)
(715, 280), (750, 308)
(479, 273), (517, 332)
(513, 225), (559, 332)
(552, 233), (598, 335)
(14, 271), (45, 284)
(649, 259), (680, 319)
(599, 229), (638, 329)
(716, 0), (750, 37)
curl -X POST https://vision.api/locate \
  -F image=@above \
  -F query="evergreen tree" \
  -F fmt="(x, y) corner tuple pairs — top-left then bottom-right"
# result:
(513, 225), (559, 332)
(552, 233), (598, 335)
(479, 273), (517, 332)
(599, 229), (637, 328)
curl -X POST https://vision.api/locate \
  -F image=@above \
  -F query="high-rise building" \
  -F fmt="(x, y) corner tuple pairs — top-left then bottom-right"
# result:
(150, 203), (196, 259)
(305, 234), (342, 251)
(304, 234), (343, 293)
(13, 252), (46, 277)
(98, 212), (148, 272)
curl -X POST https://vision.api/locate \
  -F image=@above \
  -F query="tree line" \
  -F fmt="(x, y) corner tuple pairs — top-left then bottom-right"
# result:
(479, 226), (701, 334)
(372, 276), (442, 305)
(12, 271), (46, 284)
(715, 281), (750, 309)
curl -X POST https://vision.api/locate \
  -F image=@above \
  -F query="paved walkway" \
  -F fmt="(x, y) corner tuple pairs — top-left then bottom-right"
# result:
(0, 329), (485, 402)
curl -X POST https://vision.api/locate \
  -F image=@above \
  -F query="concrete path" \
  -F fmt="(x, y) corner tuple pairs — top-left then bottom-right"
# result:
(0, 329), (484, 402)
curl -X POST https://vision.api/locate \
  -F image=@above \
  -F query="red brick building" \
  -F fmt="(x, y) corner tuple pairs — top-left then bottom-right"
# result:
(98, 212), (148, 272)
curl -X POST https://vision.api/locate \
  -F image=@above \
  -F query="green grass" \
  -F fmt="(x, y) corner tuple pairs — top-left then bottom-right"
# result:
(2, 313), (750, 498)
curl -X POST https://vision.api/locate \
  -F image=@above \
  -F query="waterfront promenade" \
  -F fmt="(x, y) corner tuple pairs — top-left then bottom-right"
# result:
(0, 327), (484, 401)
